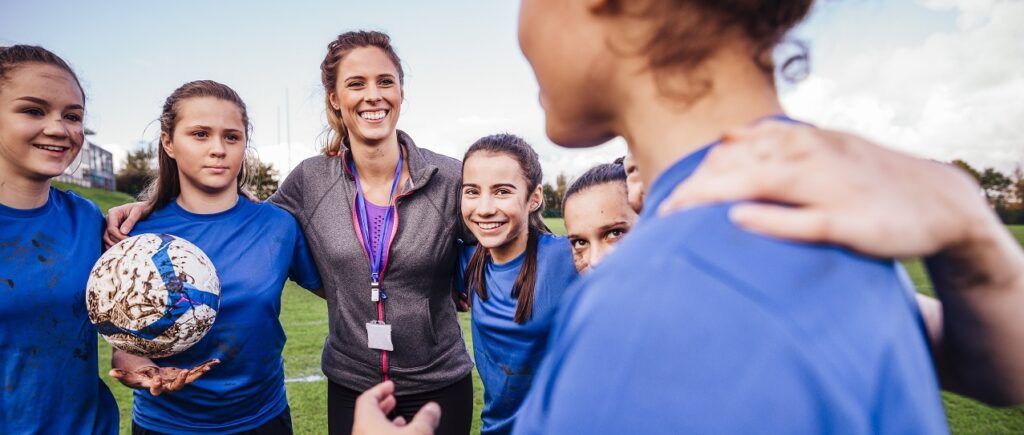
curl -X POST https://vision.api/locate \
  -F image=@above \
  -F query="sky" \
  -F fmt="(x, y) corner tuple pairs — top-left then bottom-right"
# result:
(2, 0), (1020, 183)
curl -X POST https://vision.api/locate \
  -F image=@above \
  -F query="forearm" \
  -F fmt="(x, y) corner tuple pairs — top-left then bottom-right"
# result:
(925, 212), (1024, 406)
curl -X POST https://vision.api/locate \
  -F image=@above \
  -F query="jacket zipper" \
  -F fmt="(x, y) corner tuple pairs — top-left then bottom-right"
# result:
(345, 152), (422, 382)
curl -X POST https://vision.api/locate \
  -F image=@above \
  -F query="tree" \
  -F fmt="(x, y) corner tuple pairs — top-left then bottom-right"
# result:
(542, 183), (560, 218)
(247, 159), (280, 201)
(951, 159), (981, 183)
(115, 142), (157, 198)
(1010, 163), (1024, 206)
(541, 172), (569, 218)
(979, 167), (1012, 206)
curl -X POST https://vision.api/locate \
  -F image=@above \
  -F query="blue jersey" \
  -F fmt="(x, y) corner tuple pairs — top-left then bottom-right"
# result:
(130, 197), (321, 433)
(513, 143), (948, 434)
(458, 233), (578, 435)
(0, 188), (118, 435)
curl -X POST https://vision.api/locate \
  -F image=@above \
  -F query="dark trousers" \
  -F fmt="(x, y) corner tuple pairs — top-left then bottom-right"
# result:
(328, 375), (473, 435)
(132, 406), (293, 435)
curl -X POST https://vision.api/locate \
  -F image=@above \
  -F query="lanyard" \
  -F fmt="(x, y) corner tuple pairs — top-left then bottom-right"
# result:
(349, 148), (403, 302)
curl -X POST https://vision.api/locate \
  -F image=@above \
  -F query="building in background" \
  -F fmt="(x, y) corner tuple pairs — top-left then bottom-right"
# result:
(57, 128), (116, 191)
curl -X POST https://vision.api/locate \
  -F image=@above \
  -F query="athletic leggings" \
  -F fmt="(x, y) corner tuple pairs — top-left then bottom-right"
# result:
(328, 375), (474, 435)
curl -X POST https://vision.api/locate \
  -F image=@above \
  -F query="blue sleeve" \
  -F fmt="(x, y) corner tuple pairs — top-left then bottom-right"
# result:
(455, 243), (473, 296)
(288, 222), (322, 291)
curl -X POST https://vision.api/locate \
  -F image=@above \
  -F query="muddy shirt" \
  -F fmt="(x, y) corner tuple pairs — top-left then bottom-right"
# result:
(0, 187), (118, 435)
(130, 197), (321, 433)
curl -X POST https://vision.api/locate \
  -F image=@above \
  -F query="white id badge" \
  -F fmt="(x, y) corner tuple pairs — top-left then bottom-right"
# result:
(366, 321), (394, 351)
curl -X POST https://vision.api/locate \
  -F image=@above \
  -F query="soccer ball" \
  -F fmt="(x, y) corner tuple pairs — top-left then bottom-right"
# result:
(86, 233), (220, 358)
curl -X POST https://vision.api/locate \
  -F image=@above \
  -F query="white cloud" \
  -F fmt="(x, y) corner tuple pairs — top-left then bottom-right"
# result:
(783, 0), (1024, 172)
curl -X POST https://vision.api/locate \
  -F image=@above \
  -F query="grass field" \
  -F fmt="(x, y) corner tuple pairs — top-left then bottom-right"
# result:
(73, 182), (1023, 435)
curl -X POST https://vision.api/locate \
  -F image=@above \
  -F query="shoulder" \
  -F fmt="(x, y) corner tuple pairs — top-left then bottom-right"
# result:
(411, 144), (462, 184)
(290, 154), (340, 179)
(619, 203), (903, 299)
(52, 187), (102, 220)
(537, 234), (573, 269)
(255, 200), (297, 222)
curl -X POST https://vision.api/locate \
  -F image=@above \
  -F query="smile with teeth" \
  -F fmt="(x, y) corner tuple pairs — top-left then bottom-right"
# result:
(475, 221), (506, 230)
(360, 110), (388, 121)
(34, 144), (68, 152)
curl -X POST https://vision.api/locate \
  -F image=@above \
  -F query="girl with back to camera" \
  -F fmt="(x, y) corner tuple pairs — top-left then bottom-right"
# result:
(512, 0), (948, 432)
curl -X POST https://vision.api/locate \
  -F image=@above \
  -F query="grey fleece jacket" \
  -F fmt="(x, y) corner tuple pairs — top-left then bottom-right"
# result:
(269, 131), (473, 395)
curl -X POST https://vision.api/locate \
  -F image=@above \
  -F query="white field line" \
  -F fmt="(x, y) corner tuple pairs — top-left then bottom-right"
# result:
(285, 374), (326, 383)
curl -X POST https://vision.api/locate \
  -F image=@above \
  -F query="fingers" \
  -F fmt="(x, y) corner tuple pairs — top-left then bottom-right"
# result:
(122, 205), (143, 235)
(184, 359), (220, 384)
(379, 395), (397, 416)
(164, 369), (189, 392)
(110, 366), (162, 395)
(360, 381), (396, 405)
(728, 204), (830, 243)
(406, 402), (442, 434)
(392, 416), (407, 427)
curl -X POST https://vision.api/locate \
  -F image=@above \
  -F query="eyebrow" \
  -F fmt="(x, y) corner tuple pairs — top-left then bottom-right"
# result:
(15, 96), (83, 111)
(344, 73), (396, 81)
(184, 125), (244, 134)
(599, 221), (631, 232)
(491, 183), (518, 190)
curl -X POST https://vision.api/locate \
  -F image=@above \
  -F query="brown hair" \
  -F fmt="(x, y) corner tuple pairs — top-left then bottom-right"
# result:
(320, 30), (405, 156)
(142, 80), (253, 211)
(462, 134), (551, 324)
(0, 45), (85, 101)
(602, 0), (814, 98)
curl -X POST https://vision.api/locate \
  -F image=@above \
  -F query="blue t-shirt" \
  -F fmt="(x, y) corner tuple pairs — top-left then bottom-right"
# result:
(458, 233), (578, 435)
(0, 188), (119, 435)
(513, 144), (949, 434)
(130, 197), (322, 433)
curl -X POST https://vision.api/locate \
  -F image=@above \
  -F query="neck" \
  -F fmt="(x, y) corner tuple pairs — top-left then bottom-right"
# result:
(350, 133), (402, 183)
(0, 160), (51, 209)
(490, 228), (529, 265)
(617, 47), (784, 189)
(176, 183), (240, 214)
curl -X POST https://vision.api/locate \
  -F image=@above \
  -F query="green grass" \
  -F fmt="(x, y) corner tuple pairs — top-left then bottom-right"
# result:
(88, 200), (1024, 433)
(543, 217), (566, 235)
(53, 181), (136, 214)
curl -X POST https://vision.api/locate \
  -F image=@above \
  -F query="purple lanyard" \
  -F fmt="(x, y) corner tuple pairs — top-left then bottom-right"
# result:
(349, 148), (403, 287)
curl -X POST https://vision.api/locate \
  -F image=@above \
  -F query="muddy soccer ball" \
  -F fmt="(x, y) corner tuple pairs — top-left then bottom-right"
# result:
(86, 233), (220, 358)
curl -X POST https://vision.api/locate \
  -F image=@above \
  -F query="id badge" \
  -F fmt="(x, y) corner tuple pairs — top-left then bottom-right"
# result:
(366, 321), (394, 351)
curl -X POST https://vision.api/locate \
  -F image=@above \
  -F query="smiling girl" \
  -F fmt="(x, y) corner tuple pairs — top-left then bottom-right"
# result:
(109, 80), (322, 434)
(0, 45), (119, 434)
(456, 134), (577, 435)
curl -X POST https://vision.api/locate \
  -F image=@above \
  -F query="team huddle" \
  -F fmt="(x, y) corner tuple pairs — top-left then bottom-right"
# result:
(4, 1), (1024, 434)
